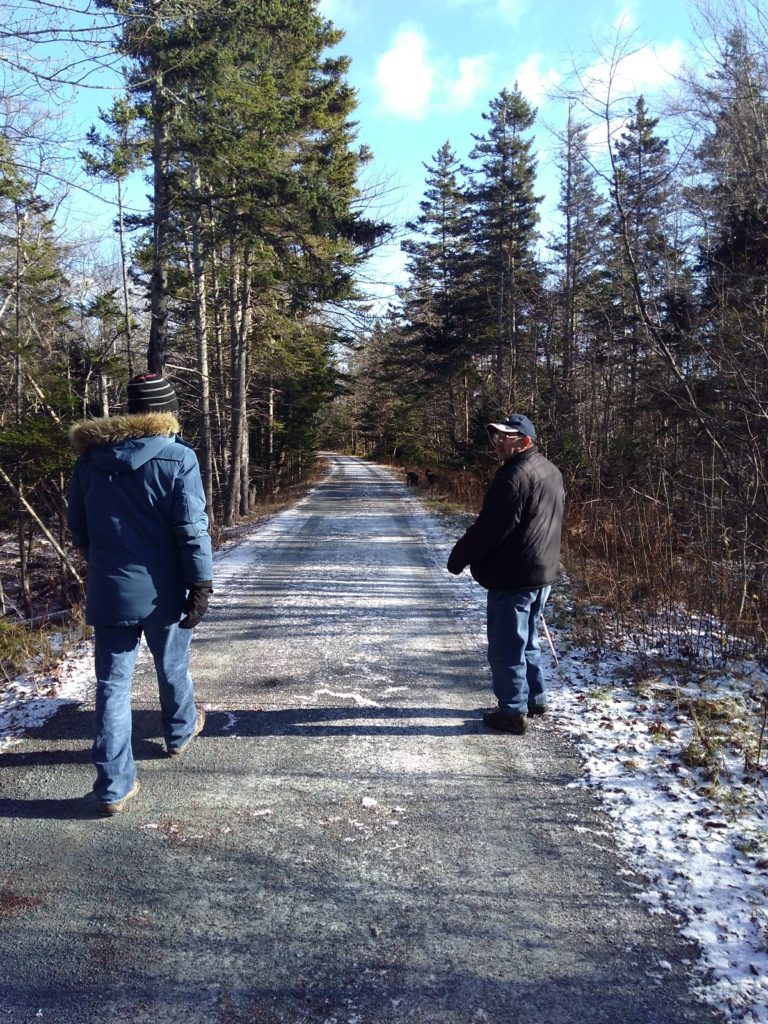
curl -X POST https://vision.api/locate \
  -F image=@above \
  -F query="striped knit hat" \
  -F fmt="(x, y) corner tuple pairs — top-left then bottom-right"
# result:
(126, 373), (178, 413)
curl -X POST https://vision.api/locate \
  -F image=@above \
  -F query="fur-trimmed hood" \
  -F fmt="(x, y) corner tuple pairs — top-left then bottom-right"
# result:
(69, 412), (181, 455)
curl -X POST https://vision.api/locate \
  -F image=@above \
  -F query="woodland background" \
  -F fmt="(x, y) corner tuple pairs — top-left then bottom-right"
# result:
(0, 0), (766, 664)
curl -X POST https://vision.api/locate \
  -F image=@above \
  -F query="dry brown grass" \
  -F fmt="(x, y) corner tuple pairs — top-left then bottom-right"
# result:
(562, 488), (767, 661)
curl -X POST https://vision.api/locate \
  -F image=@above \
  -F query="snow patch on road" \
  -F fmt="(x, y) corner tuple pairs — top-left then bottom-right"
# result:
(307, 688), (384, 708)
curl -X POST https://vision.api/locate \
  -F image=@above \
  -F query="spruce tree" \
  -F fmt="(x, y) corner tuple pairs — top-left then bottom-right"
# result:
(467, 86), (543, 408)
(685, 26), (768, 609)
(610, 95), (676, 430)
(693, 28), (768, 376)
(81, 96), (148, 377)
(399, 141), (476, 447)
(95, 0), (386, 522)
(550, 111), (612, 457)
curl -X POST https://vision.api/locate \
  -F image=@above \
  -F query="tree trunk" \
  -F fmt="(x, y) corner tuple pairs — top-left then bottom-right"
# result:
(147, 69), (170, 374)
(97, 371), (109, 417)
(240, 422), (250, 516)
(237, 255), (252, 518)
(17, 508), (32, 617)
(190, 165), (214, 523)
(224, 245), (251, 524)
(268, 378), (275, 468)
(225, 246), (242, 523)
(116, 176), (134, 377)
(0, 466), (85, 590)
(209, 223), (228, 485)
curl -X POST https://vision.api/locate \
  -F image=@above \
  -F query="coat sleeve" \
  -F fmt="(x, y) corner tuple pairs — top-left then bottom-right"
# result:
(171, 448), (213, 584)
(448, 476), (524, 572)
(67, 462), (89, 555)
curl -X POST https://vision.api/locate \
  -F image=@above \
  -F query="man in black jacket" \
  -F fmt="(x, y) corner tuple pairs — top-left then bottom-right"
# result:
(447, 414), (564, 734)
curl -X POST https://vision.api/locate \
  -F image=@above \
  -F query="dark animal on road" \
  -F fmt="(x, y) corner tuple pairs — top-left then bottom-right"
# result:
(405, 470), (419, 487)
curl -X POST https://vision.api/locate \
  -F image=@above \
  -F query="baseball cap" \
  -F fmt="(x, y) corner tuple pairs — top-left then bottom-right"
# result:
(487, 413), (537, 442)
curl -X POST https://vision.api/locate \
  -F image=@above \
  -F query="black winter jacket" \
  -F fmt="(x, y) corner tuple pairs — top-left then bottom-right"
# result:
(447, 447), (564, 591)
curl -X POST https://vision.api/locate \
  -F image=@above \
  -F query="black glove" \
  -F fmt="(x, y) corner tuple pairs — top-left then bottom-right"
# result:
(447, 549), (465, 576)
(179, 581), (213, 629)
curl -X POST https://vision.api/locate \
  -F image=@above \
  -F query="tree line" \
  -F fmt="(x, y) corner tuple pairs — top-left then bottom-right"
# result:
(325, 6), (767, 651)
(0, 0), (765, 653)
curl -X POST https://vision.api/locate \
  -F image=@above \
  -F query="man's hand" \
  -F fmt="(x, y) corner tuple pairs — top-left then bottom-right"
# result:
(179, 581), (213, 629)
(446, 550), (465, 575)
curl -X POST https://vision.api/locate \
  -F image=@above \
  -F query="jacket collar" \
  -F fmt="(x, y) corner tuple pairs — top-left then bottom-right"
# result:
(69, 412), (180, 455)
(501, 443), (538, 467)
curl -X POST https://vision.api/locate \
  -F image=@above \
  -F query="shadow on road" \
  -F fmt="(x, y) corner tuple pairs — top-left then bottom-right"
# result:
(0, 704), (494, 820)
(0, 796), (104, 820)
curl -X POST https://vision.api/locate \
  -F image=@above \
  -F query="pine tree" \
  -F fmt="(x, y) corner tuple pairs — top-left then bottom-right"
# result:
(685, 25), (768, 614)
(0, 134), (79, 610)
(467, 86), (543, 408)
(81, 96), (148, 377)
(693, 28), (768, 373)
(610, 95), (676, 430)
(399, 141), (476, 446)
(95, 0), (386, 523)
(550, 111), (612, 462)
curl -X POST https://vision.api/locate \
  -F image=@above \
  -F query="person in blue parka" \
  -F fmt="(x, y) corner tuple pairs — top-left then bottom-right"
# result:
(68, 372), (213, 815)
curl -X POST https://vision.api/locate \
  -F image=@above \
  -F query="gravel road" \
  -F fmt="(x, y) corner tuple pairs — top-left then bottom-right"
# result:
(0, 455), (724, 1024)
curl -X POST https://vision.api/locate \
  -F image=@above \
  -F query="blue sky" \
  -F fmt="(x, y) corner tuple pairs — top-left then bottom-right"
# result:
(62, 0), (698, 303)
(318, 0), (696, 299)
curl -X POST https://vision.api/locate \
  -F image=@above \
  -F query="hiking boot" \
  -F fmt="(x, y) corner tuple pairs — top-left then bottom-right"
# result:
(99, 779), (141, 816)
(167, 705), (206, 757)
(482, 709), (527, 734)
(527, 704), (547, 719)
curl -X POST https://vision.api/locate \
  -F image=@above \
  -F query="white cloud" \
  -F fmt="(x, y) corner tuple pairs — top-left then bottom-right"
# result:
(577, 41), (686, 154)
(375, 27), (434, 121)
(514, 54), (562, 106)
(583, 40), (685, 104)
(375, 27), (492, 121)
(447, 56), (492, 110)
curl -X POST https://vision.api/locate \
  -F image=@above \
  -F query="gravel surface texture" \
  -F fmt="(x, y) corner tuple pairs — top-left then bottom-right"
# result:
(0, 455), (724, 1024)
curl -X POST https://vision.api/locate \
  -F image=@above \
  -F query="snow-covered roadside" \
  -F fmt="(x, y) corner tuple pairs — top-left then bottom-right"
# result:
(0, 635), (94, 755)
(548, 637), (768, 1022)
(408, 490), (768, 1024)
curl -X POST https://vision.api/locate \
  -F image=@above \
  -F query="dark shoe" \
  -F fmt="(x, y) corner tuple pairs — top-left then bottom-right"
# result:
(527, 705), (547, 718)
(482, 709), (527, 734)
(99, 779), (141, 816)
(167, 705), (206, 757)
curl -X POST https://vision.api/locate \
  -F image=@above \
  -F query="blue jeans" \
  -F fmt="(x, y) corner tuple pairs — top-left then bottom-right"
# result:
(92, 623), (198, 803)
(486, 586), (551, 717)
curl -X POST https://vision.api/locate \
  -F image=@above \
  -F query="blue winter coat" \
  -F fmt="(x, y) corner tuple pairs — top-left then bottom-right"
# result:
(68, 412), (213, 627)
